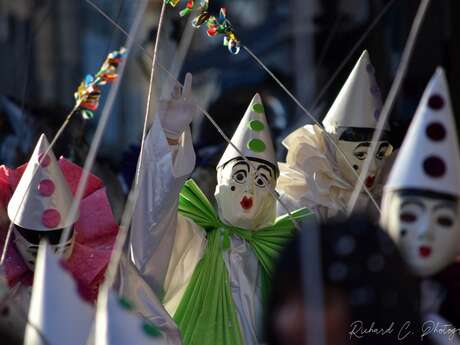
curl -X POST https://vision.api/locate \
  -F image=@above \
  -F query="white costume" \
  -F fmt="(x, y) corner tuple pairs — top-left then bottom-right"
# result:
(0, 135), (181, 344)
(381, 68), (460, 345)
(277, 50), (393, 220)
(129, 77), (308, 345)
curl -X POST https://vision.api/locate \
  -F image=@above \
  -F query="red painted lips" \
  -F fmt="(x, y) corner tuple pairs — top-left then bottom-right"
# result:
(240, 196), (253, 210)
(419, 246), (432, 258)
(365, 176), (375, 188)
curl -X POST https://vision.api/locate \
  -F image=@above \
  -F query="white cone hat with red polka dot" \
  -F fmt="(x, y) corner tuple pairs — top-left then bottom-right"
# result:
(385, 67), (460, 196)
(7, 134), (78, 230)
(322, 50), (386, 133)
(24, 242), (93, 345)
(95, 290), (168, 345)
(217, 93), (277, 170)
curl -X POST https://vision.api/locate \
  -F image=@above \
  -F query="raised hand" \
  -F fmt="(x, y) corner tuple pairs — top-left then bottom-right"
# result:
(158, 73), (197, 143)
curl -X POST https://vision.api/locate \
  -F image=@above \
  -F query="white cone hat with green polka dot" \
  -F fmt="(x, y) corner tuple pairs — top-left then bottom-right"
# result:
(95, 290), (168, 345)
(7, 133), (78, 231)
(217, 93), (277, 170)
(322, 50), (387, 133)
(384, 67), (460, 197)
(24, 242), (93, 345)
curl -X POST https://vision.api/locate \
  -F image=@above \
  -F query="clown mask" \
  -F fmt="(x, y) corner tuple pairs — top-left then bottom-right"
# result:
(14, 226), (74, 270)
(215, 158), (277, 230)
(335, 128), (393, 190)
(381, 190), (460, 277)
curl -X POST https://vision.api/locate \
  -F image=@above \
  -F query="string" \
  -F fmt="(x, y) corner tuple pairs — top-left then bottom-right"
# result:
(87, 0), (397, 215)
(135, 1), (167, 186)
(243, 45), (381, 213)
(85, 0), (303, 236)
(103, 0), (169, 289)
(309, 0), (396, 112)
(57, 0), (148, 253)
(347, 0), (432, 215)
(0, 102), (80, 264)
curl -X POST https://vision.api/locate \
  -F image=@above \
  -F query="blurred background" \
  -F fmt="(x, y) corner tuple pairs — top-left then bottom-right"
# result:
(0, 0), (458, 216)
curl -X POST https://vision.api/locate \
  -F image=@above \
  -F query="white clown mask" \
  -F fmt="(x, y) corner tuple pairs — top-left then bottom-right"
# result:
(382, 68), (460, 278)
(335, 128), (393, 189)
(216, 93), (278, 230)
(382, 190), (460, 277)
(215, 158), (277, 230)
(13, 226), (74, 270)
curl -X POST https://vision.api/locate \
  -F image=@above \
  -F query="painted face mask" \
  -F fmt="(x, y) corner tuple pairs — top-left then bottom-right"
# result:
(215, 159), (276, 230)
(14, 226), (74, 270)
(336, 139), (393, 190)
(382, 190), (460, 277)
(333, 127), (393, 190)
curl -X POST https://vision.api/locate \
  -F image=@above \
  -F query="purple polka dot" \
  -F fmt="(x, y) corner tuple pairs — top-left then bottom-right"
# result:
(426, 122), (446, 141)
(374, 109), (381, 119)
(423, 156), (446, 178)
(428, 94), (444, 110)
(42, 209), (61, 228)
(370, 85), (381, 96)
(38, 179), (55, 197)
(38, 153), (51, 167)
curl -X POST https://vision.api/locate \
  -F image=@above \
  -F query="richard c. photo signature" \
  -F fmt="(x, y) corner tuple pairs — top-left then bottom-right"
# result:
(349, 320), (460, 342)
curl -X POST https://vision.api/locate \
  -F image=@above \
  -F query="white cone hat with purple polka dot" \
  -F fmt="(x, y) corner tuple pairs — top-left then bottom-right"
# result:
(385, 67), (460, 196)
(217, 93), (277, 170)
(7, 134), (78, 230)
(322, 50), (387, 133)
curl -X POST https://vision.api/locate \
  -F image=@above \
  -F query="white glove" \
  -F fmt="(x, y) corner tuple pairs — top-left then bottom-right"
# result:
(158, 73), (197, 140)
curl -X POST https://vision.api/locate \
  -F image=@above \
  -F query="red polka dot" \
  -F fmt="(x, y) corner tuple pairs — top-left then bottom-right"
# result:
(38, 179), (55, 197)
(428, 94), (444, 110)
(42, 209), (61, 228)
(38, 153), (51, 167)
(426, 122), (446, 141)
(423, 156), (446, 178)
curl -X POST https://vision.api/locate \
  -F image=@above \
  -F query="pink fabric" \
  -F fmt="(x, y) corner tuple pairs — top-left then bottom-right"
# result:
(0, 158), (118, 303)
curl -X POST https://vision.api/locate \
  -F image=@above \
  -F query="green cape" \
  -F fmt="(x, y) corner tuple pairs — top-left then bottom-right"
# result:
(174, 179), (312, 345)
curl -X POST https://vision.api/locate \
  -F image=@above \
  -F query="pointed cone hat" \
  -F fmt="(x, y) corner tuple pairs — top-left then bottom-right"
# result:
(95, 290), (166, 345)
(322, 50), (386, 133)
(217, 93), (277, 172)
(24, 242), (93, 345)
(7, 134), (78, 230)
(384, 67), (460, 196)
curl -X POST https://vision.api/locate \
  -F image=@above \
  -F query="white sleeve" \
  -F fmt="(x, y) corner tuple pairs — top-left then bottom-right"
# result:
(129, 112), (196, 296)
(116, 255), (182, 345)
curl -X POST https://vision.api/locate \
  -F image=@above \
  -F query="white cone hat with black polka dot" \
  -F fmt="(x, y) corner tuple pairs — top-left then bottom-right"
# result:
(7, 134), (78, 230)
(217, 93), (277, 169)
(322, 50), (386, 133)
(385, 67), (460, 197)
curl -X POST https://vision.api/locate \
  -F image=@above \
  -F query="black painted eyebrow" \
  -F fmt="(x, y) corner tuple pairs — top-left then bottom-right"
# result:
(355, 142), (371, 149)
(232, 161), (249, 171)
(434, 202), (456, 211)
(401, 199), (425, 210)
(257, 165), (273, 178)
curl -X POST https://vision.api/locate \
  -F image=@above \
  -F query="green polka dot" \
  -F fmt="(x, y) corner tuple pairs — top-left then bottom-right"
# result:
(142, 322), (161, 337)
(247, 138), (266, 153)
(252, 103), (264, 113)
(118, 297), (133, 311)
(248, 120), (265, 132)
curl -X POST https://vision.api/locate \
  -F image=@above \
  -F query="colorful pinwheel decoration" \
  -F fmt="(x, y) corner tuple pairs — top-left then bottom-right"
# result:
(164, 0), (240, 55)
(74, 47), (127, 119)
